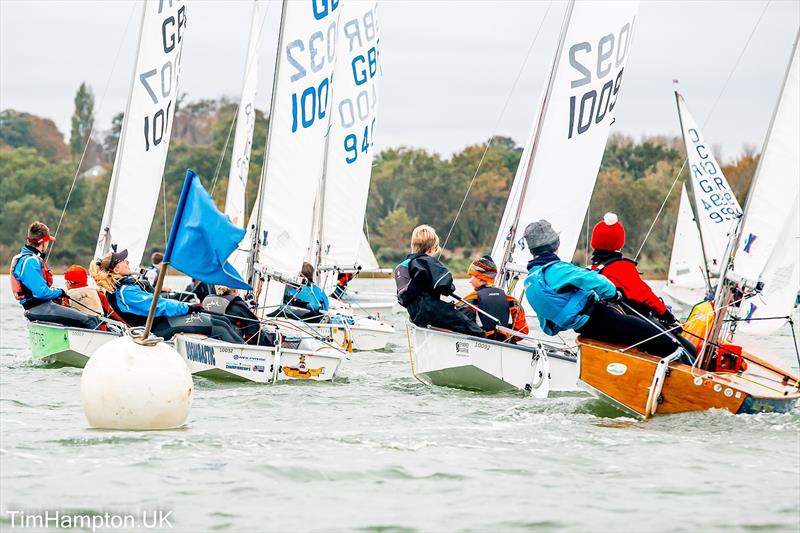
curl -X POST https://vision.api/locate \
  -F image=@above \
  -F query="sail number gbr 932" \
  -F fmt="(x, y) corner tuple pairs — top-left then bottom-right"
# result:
(140, 1), (186, 152)
(566, 17), (634, 139)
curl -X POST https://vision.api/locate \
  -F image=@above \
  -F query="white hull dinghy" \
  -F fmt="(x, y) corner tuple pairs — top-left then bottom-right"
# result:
(406, 323), (580, 396)
(174, 334), (344, 383)
(27, 323), (121, 368)
(271, 312), (395, 352)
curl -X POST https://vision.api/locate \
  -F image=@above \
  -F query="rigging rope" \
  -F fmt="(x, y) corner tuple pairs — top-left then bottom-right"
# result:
(48, 2), (138, 260)
(633, 0), (773, 260)
(209, 2), (272, 196)
(438, 1), (553, 256)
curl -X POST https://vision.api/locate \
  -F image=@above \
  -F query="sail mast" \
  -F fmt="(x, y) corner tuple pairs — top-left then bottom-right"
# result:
(245, 0), (288, 289)
(96, 2), (147, 257)
(497, 1), (575, 288)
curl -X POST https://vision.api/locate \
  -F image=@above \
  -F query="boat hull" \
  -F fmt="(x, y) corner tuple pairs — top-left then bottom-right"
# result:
(407, 323), (578, 394)
(271, 316), (394, 351)
(27, 323), (121, 368)
(174, 335), (345, 383)
(577, 337), (800, 418)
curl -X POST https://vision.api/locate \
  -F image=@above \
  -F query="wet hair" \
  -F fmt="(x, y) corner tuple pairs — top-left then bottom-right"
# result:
(301, 262), (315, 281)
(411, 224), (439, 254)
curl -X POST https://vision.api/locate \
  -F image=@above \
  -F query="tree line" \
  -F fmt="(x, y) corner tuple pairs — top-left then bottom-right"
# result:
(0, 84), (758, 276)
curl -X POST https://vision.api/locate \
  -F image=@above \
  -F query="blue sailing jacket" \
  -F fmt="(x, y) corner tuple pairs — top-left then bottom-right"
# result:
(524, 252), (616, 335)
(115, 277), (189, 317)
(11, 246), (62, 306)
(286, 284), (329, 313)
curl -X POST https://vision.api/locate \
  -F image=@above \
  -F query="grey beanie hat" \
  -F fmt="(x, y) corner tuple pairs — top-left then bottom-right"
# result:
(524, 220), (560, 255)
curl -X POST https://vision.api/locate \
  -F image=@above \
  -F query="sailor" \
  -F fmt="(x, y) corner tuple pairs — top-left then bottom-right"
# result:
(91, 249), (244, 343)
(285, 262), (330, 318)
(523, 219), (688, 359)
(64, 264), (124, 323)
(141, 251), (163, 287)
(9, 221), (100, 329)
(184, 278), (215, 303)
(457, 254), (529, 342)
(331, 272), (354, 300)
(394, 225), (484, 337)
(589, 213), (697, 357)
(203, 287), (276, 346)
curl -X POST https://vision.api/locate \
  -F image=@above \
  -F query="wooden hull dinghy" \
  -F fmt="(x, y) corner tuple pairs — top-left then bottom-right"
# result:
(407, 322), (582, 396)
(578, 337), (800, 418)
(27, 323), (121, 368)
(174, 334), (345, 383)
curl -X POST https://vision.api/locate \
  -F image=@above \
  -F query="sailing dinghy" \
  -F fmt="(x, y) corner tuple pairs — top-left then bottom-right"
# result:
(408, 0), (641, 394)
(29, 0), (188, 366)
(175, 0), (346, 381)
(578, 32), (800, 418)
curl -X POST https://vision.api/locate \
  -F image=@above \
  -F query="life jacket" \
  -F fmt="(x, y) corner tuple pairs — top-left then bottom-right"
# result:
(106, 277), (150, 327)
(66, 286), (104, 316)
(473, 286), (511, 333)
(394, 253), (425, 307)
(525, 261), (592, 335)
(590, 255), (630, 273)
(9, 246), (55, 308)
(202, 295), (232, 315)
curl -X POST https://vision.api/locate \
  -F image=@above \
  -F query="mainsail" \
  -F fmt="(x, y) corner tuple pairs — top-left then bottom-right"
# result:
(492, 0), (640, 297)
(664, 185), (707, 305)
(95, 0), (188, 269)
(674, 91), (743, 277)
(731, 32), (800, 335)
(247, 0), (341, 309)
(224, 0), (262, 228)
(316, 1), (381, 274)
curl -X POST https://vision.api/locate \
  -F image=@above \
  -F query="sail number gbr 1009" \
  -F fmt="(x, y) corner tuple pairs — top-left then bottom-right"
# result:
(566, 19), (634, 139)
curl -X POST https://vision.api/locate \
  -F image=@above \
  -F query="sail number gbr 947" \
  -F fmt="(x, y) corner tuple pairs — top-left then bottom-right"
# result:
(566, 18), (634, 139)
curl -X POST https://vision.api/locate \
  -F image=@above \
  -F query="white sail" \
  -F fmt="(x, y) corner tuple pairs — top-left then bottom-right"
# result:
(95, 0), (188, 270)
(675, 91), (743, 276)
(357, 232), (380, 271)
(492, 0), (640, 297)
(732, 33), (800, 285)
(317, 1), (381, 272)
(737, 195), (799, 335)
(224, 0), (262, 228)
(253, 0), (341, 308)
(663, 184), (707, 305)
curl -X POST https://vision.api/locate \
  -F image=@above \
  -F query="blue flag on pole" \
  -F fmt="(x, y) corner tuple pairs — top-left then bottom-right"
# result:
(163, 169), (252, 290)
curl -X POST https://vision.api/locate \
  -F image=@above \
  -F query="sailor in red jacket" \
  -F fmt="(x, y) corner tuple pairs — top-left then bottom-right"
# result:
(589, 212), (677, 323)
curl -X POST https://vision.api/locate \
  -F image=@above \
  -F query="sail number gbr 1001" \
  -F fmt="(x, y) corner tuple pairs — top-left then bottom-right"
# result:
(566, 19), (634, 139)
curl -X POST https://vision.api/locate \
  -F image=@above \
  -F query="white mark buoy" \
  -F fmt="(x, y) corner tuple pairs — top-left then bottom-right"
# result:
(81, 336), (193, 430)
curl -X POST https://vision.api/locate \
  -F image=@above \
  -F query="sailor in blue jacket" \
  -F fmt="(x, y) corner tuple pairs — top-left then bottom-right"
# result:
(523, 220), (685, 358)
(284, 262), (330, 317)
(10, 221), (100, 329)
(92, 249), (243, 343)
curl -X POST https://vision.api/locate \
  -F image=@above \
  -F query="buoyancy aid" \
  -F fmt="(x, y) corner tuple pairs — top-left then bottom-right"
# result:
(10, 246), (55, 309)
(66, 286), (104, 316)
(473, 286), (511, 332)
(107, 277), (150, 327)
(525, 261), (592, 335)
(394, 253), (425, 307)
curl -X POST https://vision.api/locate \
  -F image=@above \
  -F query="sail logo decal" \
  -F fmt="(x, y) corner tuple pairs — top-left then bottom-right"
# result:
(744, 303), (757, 322)
(282, 355), (324, 379)
(184, 341), (216, 366)
(455, 342), (470, 356)
(743, 233), (757, 253)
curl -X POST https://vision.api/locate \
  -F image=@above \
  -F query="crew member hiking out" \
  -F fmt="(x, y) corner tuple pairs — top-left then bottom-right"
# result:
(589, 213), (696, 358)
(90, 248), (244, 343)
(394, 225), (484, 337)
(10, 221), (100, 329)
(457, 254), (529, 342)
(523, 219), (692, 360)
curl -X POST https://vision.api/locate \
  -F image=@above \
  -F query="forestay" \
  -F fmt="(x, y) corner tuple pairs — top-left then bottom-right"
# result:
(318, 1), (381, 272)
(253, 0), (341, 309)
(665, 185), (707, 299)
(732, 33), (800, 334)
(675, 92), (742, 276)
(492, 1), (640, 296)
(224, 0), (262, 228)
(95, 0), (188, 269)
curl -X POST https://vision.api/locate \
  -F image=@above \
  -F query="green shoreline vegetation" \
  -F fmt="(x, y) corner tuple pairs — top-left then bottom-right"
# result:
(0, 86), (758, 277)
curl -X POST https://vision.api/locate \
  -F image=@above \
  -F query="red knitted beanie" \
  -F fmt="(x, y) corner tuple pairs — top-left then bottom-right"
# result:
(591, 212), (625, 251)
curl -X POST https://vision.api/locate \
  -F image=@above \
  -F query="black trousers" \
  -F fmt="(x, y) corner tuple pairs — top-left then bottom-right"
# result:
(152, 313), (244, 343)
(577, 302), (694, 360)
(25, 301), (101, 330)
(407, 297), (485, 337)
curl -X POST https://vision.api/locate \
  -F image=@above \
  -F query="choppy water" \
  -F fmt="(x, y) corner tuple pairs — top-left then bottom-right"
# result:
(1, 276), (798, 532)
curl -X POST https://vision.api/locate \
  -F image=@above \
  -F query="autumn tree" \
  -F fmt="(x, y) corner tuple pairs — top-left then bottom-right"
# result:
(69, 82), (95, 158)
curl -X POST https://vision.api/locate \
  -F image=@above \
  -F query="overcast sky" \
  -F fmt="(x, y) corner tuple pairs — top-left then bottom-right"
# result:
(1, 0), (798, 160)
